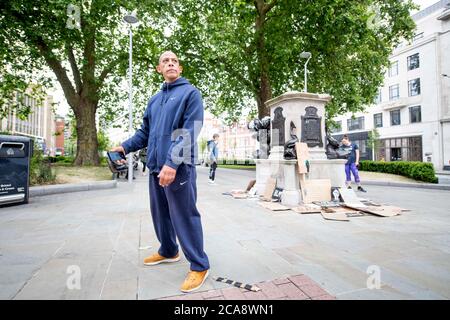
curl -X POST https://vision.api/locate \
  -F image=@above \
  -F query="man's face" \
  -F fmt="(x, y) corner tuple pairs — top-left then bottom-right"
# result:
(342, 138), (350, 146)
(156, 51), (182, 83)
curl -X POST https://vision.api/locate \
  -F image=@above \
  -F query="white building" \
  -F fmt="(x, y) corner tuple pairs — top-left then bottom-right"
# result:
(0, 90), (56, 155)
(332, 0), (450, 183)
(199, 110), (257, 162)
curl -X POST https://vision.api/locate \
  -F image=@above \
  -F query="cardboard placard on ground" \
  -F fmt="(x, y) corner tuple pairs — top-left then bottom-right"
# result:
(338, 187), (366, 207)
(232, 193), (248, 199)
(291, 204), (322, 214)
(345, 205), (402, 217)
(321, 211), (350, 221)
(246, 179), (257, 192)
(295, 142), (310, 174)
(300, 178), (332, 204)
(262, 177), (277, 201)
(258, 201), (290, 211)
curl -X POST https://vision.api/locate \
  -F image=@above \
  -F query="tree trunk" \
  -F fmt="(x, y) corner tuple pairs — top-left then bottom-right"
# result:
(73, 99), (99, 166)
(255, 0), (273, 119)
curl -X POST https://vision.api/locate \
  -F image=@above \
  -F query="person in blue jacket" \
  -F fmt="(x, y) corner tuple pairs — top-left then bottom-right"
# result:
(207, 133), (219, 184)
(111, 51), (209, 293)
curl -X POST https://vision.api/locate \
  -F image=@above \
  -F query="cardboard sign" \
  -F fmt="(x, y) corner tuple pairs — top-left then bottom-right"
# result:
(292, 204), (322, 214)
(321, 211), (350, 221)
(262, 177), (277, 201)
(295, 142), (310, 174)
(345, 205), (402, 217)
(258, 201), (290, 211)
(338, 187), (365, 207)
(246, 179), (256, 192)
(300, 178), (332, 203)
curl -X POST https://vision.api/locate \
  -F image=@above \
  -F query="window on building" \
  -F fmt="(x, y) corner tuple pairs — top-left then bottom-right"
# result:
(373, 113), (383, 128)
(374, 89), (382, 104)
(409, 105), (422, 123)
(390, 109), (401, 126)
(377, 136), (422, 162)
(408, 78), (421, 96)
(330, 121), (342, 133)
(391, 147), (402, 161)
(407, 53), (420, 71)
(389, 61), (398, 77)
(389, 84), (400, 101)
(413, 32), (424, 41)
(347, 117), (365, 131)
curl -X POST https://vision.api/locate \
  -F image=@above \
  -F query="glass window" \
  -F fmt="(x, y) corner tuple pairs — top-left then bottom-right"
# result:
(390, 109), (401, 126)
(389, 61), (398, 77)
(330, 120), (342, 133)
(389, 84), (400, 101)
(407, 53), (420, 71)
(391, 147), (402, 161)
(374, 113), (383, 128)
(408, 78), (421, 96)
(374, 89), (382, 104)
(347, 116), (365, 131)
(409, 106), (421, 123)
(413, 32), (424, 41)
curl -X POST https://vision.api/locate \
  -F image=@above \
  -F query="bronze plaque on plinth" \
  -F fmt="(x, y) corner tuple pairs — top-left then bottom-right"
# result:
(301, 106), (323, 147)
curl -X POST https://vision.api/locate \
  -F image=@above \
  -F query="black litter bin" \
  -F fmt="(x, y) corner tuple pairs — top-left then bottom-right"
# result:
(0, 135), (33, 206)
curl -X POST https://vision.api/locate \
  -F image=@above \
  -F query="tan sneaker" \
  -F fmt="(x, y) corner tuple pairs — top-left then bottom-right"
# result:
(143, 252), (180, 266)
(180, 269), (210, 293)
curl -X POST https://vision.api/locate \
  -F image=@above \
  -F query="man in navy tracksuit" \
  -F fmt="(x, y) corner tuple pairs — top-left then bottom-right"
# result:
(112, 51), (210, 293)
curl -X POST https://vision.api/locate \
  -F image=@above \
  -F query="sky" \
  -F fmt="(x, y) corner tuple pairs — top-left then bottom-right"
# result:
(51, 0), (443, 118)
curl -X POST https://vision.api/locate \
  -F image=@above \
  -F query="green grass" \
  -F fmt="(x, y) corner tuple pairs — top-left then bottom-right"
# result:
(51, 165), (112, 184)
(218, 164), (256, 170)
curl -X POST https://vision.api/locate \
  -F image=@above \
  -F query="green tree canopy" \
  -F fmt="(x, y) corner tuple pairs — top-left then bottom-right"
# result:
(168, 0), (417, 121)
(0, 0), (167, 165)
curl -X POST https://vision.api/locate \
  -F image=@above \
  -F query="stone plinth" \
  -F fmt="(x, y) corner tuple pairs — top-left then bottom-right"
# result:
(254, 158), (301, 206)
(254, 90), (344, 207)
(265, 91), (331, 160)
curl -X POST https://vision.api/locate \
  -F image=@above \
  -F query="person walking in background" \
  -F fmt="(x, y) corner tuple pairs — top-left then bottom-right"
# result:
(208, 133), (219, 184)
(139, 147), (147, 176)
(341, 135), (367, 192)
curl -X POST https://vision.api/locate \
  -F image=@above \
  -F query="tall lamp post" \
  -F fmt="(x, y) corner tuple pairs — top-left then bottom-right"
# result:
(300, 51), (312, 93)
(123, 10), (139, 183)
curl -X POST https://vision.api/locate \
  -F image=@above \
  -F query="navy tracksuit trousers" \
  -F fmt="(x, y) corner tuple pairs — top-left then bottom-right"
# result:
(148, 163), (210, 271)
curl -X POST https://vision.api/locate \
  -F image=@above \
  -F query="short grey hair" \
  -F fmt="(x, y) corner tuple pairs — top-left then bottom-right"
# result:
(158, 51), (178, 64)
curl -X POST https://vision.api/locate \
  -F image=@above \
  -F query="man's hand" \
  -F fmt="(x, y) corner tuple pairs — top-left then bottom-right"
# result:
(355, 161), (359, 168)
(158, 165), (177, 187)
(110, 146), (127, 164)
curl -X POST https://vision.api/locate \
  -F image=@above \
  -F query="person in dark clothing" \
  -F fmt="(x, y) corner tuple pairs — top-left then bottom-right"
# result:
(139, 147), (147, 175)
(111, 51), (209, 293)
(341, 135), (366, 192)
(208, 133), (219, 184)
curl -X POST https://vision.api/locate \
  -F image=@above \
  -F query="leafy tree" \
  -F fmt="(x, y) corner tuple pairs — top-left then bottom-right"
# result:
(168, 0), (417, 121)
(367, 128), (382, 160)
(0, 0), (168, 165)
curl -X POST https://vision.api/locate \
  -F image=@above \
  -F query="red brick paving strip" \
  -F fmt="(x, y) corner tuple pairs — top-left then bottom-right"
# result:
(277, 283), (309, 300)
(157, 274), (335, 300)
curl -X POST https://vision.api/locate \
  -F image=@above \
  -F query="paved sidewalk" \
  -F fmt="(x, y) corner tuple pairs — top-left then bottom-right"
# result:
(1, 166), (449, 300)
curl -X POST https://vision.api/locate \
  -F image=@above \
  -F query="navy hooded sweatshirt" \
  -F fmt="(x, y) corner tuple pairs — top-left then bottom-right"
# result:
(121, 77), (204, 173)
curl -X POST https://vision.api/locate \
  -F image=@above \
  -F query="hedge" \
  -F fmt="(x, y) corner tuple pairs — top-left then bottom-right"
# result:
(216, 159), (255, 166)
(46, 156), (74, 164)
(359, 160), (438, 183)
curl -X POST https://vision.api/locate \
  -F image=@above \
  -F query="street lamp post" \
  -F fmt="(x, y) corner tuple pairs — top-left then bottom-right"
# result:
(123, 10), (139, 183)
(300, 51), (312, 93)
